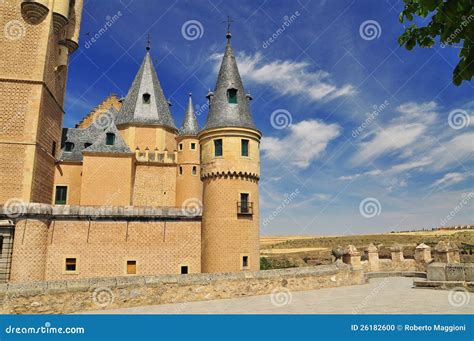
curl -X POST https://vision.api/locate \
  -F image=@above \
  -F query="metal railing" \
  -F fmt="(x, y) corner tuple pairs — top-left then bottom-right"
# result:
(237, 201), (253, 215)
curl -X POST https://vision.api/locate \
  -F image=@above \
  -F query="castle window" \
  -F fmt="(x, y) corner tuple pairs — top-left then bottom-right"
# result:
(242, 256), (249, 268)
(127, 260), (136, 275)
(143, 93), (151, 104)
(106, 133), (115, 145)
(84, 143), (92, 149)
(227, 88), (237, 104)
(214, 139), (223, 157)
(190, 142), (196, 150)
(0, 236), (3, 257)
(55, 186), (68, 205)
(179, 143), (183, 151)
(241, 139), (249, 157)
(51, 141), (56, 157)
(181, 265), (188, 274)
(240, 193), (249, 213)
(64, 142), (74, 152)
(65, 258), (76, 272)
(179, 166), (183, 175)
(192, 166), (197, 175)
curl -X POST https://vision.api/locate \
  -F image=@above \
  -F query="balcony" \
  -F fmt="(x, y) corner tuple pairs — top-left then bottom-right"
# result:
(237, 201), (253, 215)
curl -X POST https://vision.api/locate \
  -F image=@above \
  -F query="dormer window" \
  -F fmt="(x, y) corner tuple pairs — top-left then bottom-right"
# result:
(227, 88), (237, 104)
(106, 133), (115, 146)
(84, 143), (92, 149)
(64, 142), (74, 152)
(143, 93), (151, 104)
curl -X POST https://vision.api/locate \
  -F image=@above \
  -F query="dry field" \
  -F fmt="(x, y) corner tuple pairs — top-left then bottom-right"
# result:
(260, 230), (474, 269)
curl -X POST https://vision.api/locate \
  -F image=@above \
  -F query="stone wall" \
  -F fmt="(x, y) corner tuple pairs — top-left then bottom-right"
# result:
(0, 263), (364, 314)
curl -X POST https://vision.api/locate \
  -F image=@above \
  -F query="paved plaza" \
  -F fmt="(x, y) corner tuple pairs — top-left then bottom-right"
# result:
(86, 277), (473, 314)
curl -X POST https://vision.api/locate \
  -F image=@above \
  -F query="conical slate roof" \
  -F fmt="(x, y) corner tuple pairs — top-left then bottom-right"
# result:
(202, 33), (257, 132)
(115, 51), (177, 130)
(179, 93), (199, 135)
(84, 122), (131, 154)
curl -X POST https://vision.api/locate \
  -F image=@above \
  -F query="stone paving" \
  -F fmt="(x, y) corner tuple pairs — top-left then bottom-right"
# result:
(86, 277), (473, 314)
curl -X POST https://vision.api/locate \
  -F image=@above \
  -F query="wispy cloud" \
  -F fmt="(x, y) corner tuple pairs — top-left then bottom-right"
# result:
(262, 119), (341, 169)
(431, 172), (470, 188)
(211, 52), (356, 102)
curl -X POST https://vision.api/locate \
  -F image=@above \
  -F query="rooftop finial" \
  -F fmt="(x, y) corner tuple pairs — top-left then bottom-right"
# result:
(223, 16), (234, 40)
(146, 33), (151, 51)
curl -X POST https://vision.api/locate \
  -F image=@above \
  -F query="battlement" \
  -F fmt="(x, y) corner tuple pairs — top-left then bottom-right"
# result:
(135, 147), (177, 164)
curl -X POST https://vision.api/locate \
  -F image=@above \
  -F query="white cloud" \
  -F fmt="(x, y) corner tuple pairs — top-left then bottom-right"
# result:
(211, 52), (355, 102)
(395, 101), (438, 125)
(429, 132), (474, 170)
(431, 172), (470, 188)
(338, 169), (381, 180)
(261, 119), (340, 169)
(352, 123), (426, 165)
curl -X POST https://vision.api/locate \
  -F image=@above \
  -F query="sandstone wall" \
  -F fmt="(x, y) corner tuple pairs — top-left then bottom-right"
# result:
(0, 263), (364, 314)
(133, 164), (176, 206)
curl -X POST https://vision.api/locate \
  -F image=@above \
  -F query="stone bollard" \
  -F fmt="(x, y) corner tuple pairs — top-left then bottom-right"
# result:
(390, 243), (404, 263)
(414, 243), (432, 263)
(434, 241), (460, 263)
(366, 243), (380, 272)
(343, 245), (362, 270)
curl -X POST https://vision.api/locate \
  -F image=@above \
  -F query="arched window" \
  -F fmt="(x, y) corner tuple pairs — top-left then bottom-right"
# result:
(227, 88), (237, 104)
(106, 133), (115, 146)
(64, 142), (74, 152)
(143, 93), (151, 104)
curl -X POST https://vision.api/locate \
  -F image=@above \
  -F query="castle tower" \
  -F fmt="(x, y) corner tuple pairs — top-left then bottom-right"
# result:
(176, 94), (202, 208)
(199, 31), (261, 273)
(0, 0), (83, 204)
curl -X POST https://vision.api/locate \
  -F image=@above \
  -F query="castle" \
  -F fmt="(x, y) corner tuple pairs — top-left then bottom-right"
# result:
(0, 0), (261, 283)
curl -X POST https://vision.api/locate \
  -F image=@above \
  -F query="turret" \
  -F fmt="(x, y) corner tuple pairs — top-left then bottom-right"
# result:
(52, 0), (70, 33)
(176, 94), (202, 208)
(199, 30), (261, 273)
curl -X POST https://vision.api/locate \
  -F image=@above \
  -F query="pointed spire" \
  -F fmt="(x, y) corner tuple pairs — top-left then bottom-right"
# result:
(179, 93), (199, 135)
(202, 30), (257, 132)
(115, 50), (177, 130)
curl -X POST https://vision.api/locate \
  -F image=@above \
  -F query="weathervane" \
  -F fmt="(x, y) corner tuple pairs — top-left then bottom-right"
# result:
(223, 16), (234, 35)
(146, 33), (151, 51)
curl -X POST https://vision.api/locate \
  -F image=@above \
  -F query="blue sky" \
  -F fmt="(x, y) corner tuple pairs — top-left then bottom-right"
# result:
(66, 0), (473, 236)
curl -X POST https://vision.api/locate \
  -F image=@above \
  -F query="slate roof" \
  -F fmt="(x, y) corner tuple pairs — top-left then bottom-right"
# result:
(115, 51), (177, 130)
(202, 33), (257, 132)
(59, 107), (125, 161)
(179, 93), (199, 136)
(84, 122), (131, 154)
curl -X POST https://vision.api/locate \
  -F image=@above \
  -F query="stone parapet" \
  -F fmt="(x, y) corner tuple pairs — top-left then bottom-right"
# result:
(0, 263), (364, 314)
(0, 203), (201, 221)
